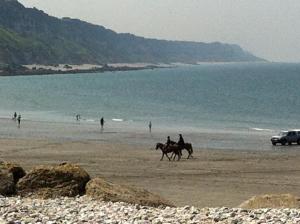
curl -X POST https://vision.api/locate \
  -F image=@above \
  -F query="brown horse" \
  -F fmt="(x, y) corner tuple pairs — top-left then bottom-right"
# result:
(170, 143), (194, 159)
(182, 143), (194, 159)
(155, 142), (181, 161)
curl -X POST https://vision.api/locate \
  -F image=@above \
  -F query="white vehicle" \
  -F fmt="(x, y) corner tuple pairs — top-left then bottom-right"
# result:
(271, 130), (300, 146)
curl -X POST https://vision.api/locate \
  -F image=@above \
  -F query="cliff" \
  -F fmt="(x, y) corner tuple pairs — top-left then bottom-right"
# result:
(0, 0), (264, 65)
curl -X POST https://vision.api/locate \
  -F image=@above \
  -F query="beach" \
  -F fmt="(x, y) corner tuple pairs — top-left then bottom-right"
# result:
(0, 63), (172, 77)
(1, 118), (300, 208)
(1, 63), (300, 209)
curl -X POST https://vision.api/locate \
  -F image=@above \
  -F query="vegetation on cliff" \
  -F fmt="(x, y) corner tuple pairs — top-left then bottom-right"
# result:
(0, 0), (264, 65)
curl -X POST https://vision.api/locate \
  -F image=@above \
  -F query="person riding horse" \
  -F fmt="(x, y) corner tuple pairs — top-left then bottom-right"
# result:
(166, 136), (171, 148)
(178, 134), (185, 146)
(166, 136), (176, 147)
(165, 135), (185, 157)
(156, 142), (182, 161)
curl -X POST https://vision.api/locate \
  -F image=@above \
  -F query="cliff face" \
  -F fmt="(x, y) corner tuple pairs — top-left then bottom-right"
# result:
(0, 0), (264, 65)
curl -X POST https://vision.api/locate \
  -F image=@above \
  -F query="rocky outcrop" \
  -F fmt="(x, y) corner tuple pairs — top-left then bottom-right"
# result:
(85, 178), (174, 207)
(0, 167), (15, 196)
(1, 161), (173, 208)
(17, 163), (90, 198)
(0, 161), (26, 183)
(239, 194), (300, 209)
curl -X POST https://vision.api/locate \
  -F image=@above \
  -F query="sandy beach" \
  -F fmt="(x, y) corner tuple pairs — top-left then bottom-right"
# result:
(1, 117), (300, 208)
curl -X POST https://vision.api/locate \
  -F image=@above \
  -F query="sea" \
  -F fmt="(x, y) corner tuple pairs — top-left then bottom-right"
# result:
(1, 62), (300, 150)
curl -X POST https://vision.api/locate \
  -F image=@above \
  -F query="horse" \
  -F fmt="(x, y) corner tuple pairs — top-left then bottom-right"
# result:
(155, 142), (181, 161)
(182, 143), (194, 159)
(170, 142), (194, 159)
(167, 140), (182, 156)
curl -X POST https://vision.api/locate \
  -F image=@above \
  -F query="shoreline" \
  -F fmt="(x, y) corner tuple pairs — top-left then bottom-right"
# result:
(0, 63), (172, 77)
(0, 61), (276, 77)
(0, 116), (277, 151)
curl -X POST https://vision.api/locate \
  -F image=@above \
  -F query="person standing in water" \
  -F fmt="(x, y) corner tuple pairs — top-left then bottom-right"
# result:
(149, 121), (152, 133)
(13, 112), (17, 121)
(100, 117), (104, 132)
(17, 114), (21, 128)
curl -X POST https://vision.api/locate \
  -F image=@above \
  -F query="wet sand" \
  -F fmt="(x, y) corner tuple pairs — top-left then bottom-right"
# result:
(1, 137), (300, 208)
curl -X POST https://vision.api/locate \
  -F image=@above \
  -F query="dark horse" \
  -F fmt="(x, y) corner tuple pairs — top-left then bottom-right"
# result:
(169, 143), (194, 159)
(181, 143), (194, 159)
(155, 143), (181, 161)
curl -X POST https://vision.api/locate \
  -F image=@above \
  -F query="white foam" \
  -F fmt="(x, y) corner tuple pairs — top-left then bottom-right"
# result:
(112, 118), (124, 122)
(85, 119), (95, 122)
(251, 127), (273, 132)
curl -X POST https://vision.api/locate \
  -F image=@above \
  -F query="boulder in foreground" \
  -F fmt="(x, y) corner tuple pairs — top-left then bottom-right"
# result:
(0, 169), (15, 196)
(0, 161), (26, 183)
(85, 177), (174, 207)
(240, 194), (300, 209)
(17, 163), (90, 198)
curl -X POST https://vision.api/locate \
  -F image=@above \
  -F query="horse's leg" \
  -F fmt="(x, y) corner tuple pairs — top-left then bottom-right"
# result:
(187, 149), (191, 159)
(166, 153), (171, 161)
(189, 149), (194, 158)
(160, 152), (164, 161)
(191, 145), (194, 154)
(176, 149), (181, 161)
(190, 146), (194, 158)
(170, 152), (174, 160)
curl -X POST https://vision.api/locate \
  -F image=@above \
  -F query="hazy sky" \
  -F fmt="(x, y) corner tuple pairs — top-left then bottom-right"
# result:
(19, 0), (300, 62)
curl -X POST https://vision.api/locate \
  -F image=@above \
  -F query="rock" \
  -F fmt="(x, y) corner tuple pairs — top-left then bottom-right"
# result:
(230, 212), (236, 217)
(0, 163), (16, 196)
(0, 161), (26, 183)
(85, 178), (174, 207)
(2, 196), (300, 223)
(239, 194), (300, 209)
(17, 163), (90, 198)
(213, 217), (220, 222)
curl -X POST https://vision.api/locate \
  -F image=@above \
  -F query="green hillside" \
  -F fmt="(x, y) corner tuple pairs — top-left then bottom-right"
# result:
(0, 0), (264, 65)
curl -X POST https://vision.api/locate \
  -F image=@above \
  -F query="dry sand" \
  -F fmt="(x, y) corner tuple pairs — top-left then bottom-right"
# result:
(1, 138), (300, 208)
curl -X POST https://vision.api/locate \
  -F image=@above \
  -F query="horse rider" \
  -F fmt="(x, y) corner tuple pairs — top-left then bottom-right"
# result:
(178, 134), (185, 147)
(166, 136), (177, 148)
(166, 136), (172, 149)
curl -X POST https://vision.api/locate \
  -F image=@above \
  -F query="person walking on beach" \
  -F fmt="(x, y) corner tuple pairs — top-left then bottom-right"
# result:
(17, 114), (21, 128)
(13, 112), (17, 121)
(100, 117), (104, 132)
(148, 121), (152, 133)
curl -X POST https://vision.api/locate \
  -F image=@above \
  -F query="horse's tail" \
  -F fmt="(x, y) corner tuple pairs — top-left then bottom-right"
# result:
(190, 144), (194, 154)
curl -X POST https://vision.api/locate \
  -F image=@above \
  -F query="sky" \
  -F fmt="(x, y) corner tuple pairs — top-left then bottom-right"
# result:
(19, 0), (300, 62)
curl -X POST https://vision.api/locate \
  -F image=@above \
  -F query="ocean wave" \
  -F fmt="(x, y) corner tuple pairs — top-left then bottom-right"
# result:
(251, 127), (273, 132)
(112, 118), (124, 122)
(85, 119), (96, 122)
